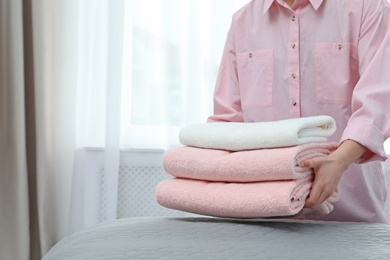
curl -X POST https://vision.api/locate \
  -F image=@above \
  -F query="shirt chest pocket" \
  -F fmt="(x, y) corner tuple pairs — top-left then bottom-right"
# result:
(314, 42), (359, 104)
(236, 49), (273, 109)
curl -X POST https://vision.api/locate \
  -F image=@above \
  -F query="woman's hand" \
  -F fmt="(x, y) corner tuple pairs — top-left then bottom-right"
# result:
(303, 140), (367, 209)
(302, 154), (346, 209)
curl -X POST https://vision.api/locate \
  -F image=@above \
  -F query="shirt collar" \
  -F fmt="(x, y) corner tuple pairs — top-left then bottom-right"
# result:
(262, 0), (324, 15)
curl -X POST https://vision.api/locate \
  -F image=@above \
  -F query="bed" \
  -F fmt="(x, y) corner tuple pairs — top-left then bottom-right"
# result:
(43, 217), (390, 259)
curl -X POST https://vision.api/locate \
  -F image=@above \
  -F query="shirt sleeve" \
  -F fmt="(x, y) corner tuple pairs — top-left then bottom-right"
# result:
(340, 3), (390, 163)
(207, 25), (244, 123)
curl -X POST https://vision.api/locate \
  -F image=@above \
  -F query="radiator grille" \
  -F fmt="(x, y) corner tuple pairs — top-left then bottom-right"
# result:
(99, 166), (195, 221)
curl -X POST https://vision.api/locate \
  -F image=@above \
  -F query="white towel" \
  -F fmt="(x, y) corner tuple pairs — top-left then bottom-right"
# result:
(179, 116), (336, 151)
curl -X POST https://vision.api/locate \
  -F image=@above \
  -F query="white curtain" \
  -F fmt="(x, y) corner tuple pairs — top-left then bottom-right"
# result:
(74, 0), (250, 150)
(67, 0), (251, 234)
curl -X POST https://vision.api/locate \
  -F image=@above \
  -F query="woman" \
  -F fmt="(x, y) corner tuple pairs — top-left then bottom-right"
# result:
(208, 0), (390, 223)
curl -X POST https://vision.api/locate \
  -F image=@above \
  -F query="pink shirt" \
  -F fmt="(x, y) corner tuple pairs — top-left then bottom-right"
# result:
(208, 0), (390, 223)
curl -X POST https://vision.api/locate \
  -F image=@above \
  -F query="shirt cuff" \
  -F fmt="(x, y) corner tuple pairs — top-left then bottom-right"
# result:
(340, 118), (387, 163)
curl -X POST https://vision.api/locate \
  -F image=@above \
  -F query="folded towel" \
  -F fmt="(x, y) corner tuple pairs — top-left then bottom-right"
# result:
(163, 143), (338, 183)
(156, 177), (339, 218)
(179, 115), (336, 151)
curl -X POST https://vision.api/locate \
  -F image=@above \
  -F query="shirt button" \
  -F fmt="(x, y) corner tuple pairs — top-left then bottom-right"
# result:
(291, 73), (296, 79)
(292, 16), (296, 22)
(249, 53), (253, 58)
(292, 43), (296, 49)
(338, 44), (343, 50)
(292, 100), (297, 106)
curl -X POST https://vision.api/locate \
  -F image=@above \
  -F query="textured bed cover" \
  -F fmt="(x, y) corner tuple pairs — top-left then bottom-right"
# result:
(44, 217), (390, 260)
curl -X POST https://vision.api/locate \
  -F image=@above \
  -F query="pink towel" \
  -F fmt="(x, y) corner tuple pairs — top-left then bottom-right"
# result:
(163, 143), (338, 182)
(156, 177), (340, 218)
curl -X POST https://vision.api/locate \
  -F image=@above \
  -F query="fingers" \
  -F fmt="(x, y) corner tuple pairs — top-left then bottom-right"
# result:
(305, 180), (336, 209)
(303, 158), (319, 208)
(305, 184), (321, 209)
(301, 157), (320, 169)
(305, 193), (324, 209)
(302, 155), (342, 210)
(303, 157), (326, 208)
(301, 159), (313, 168)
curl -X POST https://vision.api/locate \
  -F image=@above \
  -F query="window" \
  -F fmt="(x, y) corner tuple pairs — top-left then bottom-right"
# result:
(77, 0), (250, 149)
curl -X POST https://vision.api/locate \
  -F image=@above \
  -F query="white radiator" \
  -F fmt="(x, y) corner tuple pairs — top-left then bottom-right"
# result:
(98, 165), (194, 222)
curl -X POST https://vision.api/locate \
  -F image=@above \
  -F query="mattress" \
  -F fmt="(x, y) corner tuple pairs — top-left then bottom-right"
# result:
(44, 217), (390, 259)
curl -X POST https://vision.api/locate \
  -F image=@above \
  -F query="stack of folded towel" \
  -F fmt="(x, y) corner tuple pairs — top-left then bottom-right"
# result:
(156, 116), (340, 218)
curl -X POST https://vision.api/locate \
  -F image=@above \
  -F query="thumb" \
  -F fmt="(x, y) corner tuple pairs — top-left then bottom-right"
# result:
(301, 158), (315, 168)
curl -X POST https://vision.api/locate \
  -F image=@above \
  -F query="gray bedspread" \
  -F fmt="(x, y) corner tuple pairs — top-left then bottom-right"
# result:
(43, 217), (390, 260)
